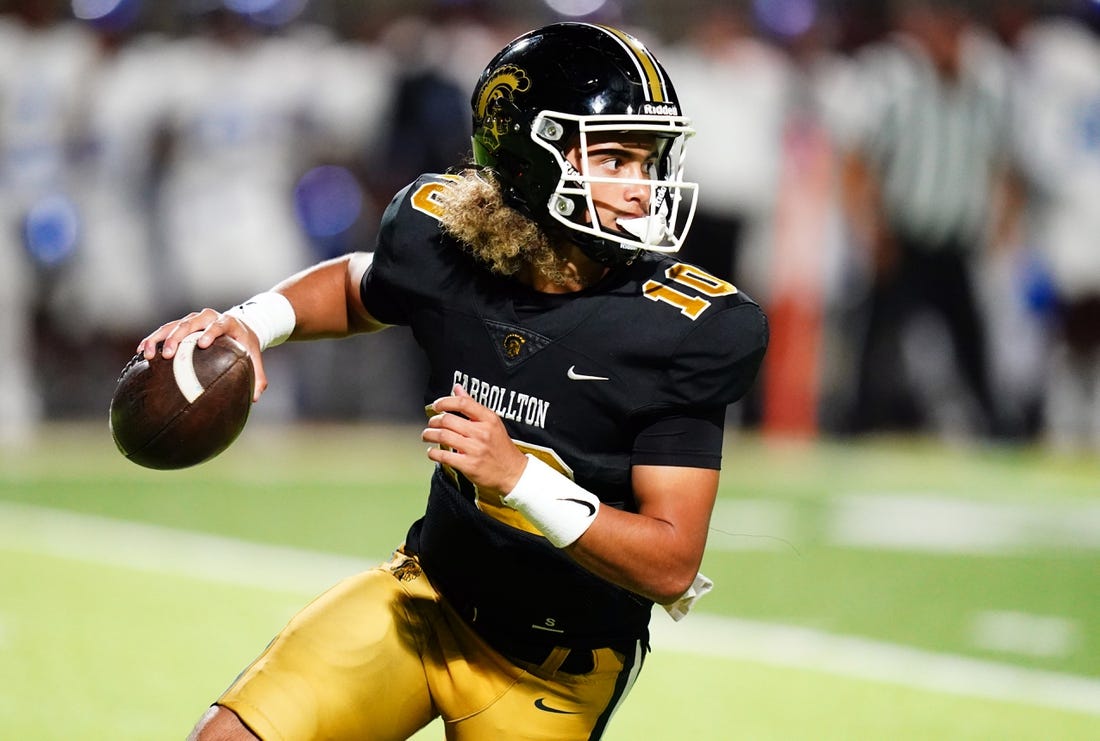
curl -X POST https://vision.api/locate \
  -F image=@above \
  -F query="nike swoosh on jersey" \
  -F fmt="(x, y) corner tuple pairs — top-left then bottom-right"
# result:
(566, 365), (609, 381)
(534, 697), (581, 715)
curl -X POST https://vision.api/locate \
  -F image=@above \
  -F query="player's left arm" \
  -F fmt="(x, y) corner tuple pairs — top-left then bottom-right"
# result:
(424, 386), (717, 605)
(565, 464), (717, 605)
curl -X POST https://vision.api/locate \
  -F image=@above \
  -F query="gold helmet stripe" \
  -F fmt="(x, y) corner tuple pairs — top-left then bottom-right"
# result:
(590, 24), (667, 103)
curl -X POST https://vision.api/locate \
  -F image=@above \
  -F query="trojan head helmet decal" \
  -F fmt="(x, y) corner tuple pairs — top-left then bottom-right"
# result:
(475, 64), (531, 153)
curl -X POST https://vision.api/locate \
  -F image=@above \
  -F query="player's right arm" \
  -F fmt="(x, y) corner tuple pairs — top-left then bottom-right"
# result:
(272, 251), (386, 339)
(140, 174), (441, 397)
(137, 251), (385, 400)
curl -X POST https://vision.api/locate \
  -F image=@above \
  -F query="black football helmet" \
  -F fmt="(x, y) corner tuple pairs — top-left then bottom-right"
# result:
(471, 23), (698, 265)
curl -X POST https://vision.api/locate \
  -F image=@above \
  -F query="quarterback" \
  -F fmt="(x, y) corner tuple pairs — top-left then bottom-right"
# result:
(142, 23), (768, 741)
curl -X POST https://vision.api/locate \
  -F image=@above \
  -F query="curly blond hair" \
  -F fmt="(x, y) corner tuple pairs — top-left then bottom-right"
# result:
(434, 170), (574, 287)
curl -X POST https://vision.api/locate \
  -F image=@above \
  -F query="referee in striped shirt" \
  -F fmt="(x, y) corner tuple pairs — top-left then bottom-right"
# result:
(842, 0), (1020, 436)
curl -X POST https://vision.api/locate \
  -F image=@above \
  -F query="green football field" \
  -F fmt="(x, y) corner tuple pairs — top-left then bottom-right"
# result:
(3, 422), (1100, 740)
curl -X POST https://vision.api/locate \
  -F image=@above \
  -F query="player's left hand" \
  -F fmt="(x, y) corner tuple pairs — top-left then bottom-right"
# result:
(422, 384), (528, 498)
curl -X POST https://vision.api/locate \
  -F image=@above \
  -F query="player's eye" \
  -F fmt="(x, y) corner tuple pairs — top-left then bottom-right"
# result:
(592, 155), (622, 171)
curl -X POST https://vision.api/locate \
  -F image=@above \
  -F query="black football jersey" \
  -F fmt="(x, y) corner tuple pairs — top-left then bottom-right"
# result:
(360, 174), (768, 651)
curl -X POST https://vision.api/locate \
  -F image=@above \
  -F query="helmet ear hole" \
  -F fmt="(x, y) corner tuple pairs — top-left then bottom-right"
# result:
(553, 195), (575, 216)
(536, 118), (565, 142)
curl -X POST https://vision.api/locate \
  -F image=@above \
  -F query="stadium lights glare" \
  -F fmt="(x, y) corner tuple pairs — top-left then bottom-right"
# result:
(541, 0), (608, 18)
(222, 0), (308, 25)
(71, 0), (126, 21)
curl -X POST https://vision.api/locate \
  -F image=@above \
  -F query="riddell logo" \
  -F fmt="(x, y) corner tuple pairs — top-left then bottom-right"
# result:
(642, 102), (679, 116)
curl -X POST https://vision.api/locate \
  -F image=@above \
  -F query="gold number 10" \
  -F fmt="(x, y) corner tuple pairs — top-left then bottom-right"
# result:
(642, 264), (737, 320)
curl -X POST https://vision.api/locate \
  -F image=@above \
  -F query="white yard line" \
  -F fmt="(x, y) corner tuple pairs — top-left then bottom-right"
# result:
(0, 500), (374, 594)
(708, 495), (1100, 554)
(649, 613), (1100, 717)
(970, 610), (1081, 659)
(827, 494), (1100, 554)
(3, 501), (1100, 717)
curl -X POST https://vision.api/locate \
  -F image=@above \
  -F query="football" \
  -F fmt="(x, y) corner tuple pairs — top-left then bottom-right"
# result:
(109, 333), (255, 470)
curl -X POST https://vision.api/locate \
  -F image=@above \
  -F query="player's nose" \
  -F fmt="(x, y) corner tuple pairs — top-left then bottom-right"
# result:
(623, 179), (649, 212)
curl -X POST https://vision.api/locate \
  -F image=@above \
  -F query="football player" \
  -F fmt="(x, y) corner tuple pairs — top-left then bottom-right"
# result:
(142, 23), (768, 741)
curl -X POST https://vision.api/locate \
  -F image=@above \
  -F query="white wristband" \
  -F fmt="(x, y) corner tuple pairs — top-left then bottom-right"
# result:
(224, 292), (296, 351)
(502, 455), (600, 548)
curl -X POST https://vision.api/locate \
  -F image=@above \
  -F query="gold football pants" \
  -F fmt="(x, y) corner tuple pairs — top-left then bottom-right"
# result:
(218, 550), (644, 740)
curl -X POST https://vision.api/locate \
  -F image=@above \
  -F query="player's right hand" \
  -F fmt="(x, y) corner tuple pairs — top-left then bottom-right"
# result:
(423, 384), (529, 498)
(137, 308), (269, 402)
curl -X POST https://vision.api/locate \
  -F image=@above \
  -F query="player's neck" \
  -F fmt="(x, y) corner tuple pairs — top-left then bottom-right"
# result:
(525, 244), (608, 294)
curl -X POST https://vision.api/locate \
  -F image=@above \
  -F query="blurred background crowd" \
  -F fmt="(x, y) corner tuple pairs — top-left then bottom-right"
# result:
(2, 0), (1100, 455)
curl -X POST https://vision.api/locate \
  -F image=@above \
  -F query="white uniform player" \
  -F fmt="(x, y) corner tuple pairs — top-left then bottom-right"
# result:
(0, 14), (96, 441)
(155, 23), (317, 312)
(52, 29), (169, 342)
(657, 9), (795, 292)
(1013, 16), (1100, 451)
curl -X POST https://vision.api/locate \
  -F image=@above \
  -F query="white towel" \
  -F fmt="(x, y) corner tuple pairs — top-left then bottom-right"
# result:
(662, 572), (714, 622)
